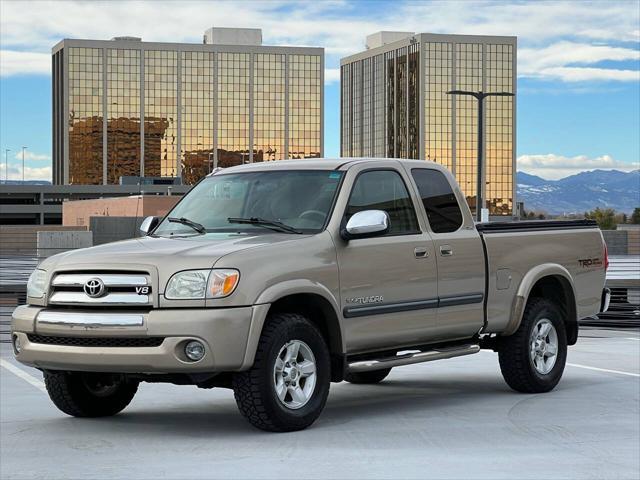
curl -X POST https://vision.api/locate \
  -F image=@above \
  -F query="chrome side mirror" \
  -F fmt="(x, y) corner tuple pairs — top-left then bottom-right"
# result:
(139, 216), (159, 236)
(341, 210), (389, 240)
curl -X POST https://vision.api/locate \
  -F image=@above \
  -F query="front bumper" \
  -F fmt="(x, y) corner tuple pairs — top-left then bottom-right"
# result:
(11, 304), (269, 374)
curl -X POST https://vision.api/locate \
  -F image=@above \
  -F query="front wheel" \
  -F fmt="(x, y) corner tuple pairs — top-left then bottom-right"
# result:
(498, 298), (567, 393)
(232, 313), (331, 432)
(44, 371), (139, 417)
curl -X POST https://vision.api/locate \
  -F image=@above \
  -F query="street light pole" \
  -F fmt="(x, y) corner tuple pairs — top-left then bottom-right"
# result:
(21, 146), (27, 183)
(4, 149), (10, 183)
(447, 90), (514, 222)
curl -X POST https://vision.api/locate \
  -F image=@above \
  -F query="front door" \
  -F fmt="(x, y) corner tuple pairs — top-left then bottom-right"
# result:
(335, 166), (438, 353)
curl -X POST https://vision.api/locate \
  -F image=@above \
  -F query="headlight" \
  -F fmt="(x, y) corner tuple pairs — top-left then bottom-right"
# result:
(27, 269), (47, 298)
(165, 269), (240, 300)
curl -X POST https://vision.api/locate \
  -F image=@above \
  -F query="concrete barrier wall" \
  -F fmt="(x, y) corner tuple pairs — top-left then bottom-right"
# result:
(0, 225), (88, 254)
(37, 231), (94, 258)
(602, 230), (628, 255)
(63, 195), (179, 227)
(89, 216), (146, 245)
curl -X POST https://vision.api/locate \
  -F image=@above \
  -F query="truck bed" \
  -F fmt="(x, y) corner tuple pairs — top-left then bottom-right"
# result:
(477, 219), (605, 334)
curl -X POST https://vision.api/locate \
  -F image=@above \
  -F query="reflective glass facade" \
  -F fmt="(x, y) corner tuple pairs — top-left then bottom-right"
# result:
(144, 50), (177, 178)
(486, 44), (514, 215)
(217, 52), (249, 168)
(107, 49), (141, 184)
(455, 43), (482, 208)
(68, 47), (103, 185)
(361, 57), (372, 156)
(351, 61), (361, 155)
(288, 55), (321, 159)
(54, 39), (323, 185)
(182, 51), (214, 183)
(254, 54), (285, 162)
(425, 43), (452, 170)
(341, 34), (516, 215)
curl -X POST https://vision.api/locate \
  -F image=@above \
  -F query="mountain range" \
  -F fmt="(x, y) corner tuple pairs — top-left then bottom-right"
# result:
(517, 169), (639, 215)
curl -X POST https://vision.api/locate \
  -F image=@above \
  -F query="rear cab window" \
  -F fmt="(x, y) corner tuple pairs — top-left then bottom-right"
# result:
(411, 169), (463, 233)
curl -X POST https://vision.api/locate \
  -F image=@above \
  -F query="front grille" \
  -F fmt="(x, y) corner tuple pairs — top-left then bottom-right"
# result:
(27, 334), (164, 348)
(48, 272), (152, 307)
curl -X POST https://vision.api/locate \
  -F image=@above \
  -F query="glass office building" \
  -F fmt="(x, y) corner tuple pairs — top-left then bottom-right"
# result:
(340, 33), (516, 216)
(52, 29), (323, 185)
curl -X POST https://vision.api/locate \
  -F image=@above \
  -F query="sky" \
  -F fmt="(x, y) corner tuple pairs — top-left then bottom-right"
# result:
(0, 0), (639, 182)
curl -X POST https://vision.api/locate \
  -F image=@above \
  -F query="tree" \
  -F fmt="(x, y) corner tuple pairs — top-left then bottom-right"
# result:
(585, 208), (617, 230)
(632, 207), (640, 224)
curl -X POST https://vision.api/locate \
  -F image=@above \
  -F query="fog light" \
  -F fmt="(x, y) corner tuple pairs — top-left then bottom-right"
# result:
(184, 341), (205, 361)
(12, 334), (22, 354)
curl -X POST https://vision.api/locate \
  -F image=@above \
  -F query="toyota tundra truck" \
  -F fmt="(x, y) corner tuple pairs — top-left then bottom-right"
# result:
(11, 158), (610, 432)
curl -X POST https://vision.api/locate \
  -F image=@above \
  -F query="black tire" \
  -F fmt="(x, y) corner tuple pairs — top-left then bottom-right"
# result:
(44, 371), (138, 417)
(344, 368), (391, 384)
(232, 313), (331, 432)
(498, 298), (567, 393)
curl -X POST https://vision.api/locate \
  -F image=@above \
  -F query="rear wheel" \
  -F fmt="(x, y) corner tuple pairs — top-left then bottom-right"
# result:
(44, 371), (138, 417)
(344, 368), (391, 384)
(498, 298), (567, 393)
(232, 313), (331, 432)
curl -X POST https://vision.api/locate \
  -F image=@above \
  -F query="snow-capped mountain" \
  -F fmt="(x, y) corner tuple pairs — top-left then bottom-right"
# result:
(517, 169), (639, 214)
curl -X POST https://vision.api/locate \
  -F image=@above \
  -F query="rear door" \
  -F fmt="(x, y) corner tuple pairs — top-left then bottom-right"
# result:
(335, 164), (438, 353)
(409, 168), (485, 339)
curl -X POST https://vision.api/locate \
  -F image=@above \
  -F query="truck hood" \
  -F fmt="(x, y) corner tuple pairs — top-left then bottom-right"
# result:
(40, 232), (309, 278)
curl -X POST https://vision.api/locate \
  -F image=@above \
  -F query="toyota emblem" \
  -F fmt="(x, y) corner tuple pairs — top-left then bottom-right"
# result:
(83, 278), (106, 298)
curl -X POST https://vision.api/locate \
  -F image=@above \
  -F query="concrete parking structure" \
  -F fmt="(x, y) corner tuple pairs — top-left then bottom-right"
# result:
(1, 328), (638, 479)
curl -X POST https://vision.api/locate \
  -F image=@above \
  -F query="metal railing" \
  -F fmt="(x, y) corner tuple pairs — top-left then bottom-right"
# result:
(0, 240), (84, 343)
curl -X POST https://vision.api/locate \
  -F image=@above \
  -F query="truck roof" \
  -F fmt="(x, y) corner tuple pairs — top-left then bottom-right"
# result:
(212, 157), (447, 175)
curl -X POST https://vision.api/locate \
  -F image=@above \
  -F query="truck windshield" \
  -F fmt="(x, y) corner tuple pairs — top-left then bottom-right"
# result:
(154, 170), (343, 236)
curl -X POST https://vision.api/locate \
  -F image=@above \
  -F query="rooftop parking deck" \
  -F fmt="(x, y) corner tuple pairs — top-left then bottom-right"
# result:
(1, 327), (638, 479)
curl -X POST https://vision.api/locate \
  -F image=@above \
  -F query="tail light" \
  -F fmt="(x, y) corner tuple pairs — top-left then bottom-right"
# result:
(603, 242), (609, 271)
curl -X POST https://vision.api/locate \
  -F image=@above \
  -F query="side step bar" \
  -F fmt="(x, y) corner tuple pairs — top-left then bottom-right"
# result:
(347, 344), (480, 373)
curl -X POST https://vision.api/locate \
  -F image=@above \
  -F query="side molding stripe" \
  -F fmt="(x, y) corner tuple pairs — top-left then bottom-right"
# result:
(438, 294), (484, 307)
(343, 293), (484, 318)
(343, 299), (438, 318)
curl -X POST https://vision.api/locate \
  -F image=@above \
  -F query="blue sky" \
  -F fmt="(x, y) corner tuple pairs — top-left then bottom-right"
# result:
(0, 0), (639, 181)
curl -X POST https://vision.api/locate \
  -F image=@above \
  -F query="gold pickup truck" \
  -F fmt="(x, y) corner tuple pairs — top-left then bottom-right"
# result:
(11, 158), (609, 431)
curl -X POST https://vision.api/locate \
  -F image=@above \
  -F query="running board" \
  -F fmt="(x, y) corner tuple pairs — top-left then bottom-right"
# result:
(347, 344), (480, 373)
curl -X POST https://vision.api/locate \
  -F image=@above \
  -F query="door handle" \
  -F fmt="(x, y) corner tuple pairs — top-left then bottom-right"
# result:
(439, 245), (453, 256)
(414, 247), (429, 258)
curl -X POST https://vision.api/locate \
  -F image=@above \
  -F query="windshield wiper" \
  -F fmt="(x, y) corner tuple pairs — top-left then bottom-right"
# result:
(227, 217), (303, 234)
(168, 217), (206, 234)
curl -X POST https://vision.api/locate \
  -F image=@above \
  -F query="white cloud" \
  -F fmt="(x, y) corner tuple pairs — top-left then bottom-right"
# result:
(517, 153), (639, 180)
(534, 67), (640, 83)
(13, 150), (51, 161)
(519, 41), (640, 82)
(0, 0), (637, 83)
(325, 68), (340, 84)
(0, 163), (52, 181)
(0, 50), (50, 77)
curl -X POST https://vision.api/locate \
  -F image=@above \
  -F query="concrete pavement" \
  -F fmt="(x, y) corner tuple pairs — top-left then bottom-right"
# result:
(1, 328), (638, 479)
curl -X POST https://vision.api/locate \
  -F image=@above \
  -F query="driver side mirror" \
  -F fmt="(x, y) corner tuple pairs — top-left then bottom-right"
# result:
(139, 216), (159, 236)
(341, 210), (389, 240)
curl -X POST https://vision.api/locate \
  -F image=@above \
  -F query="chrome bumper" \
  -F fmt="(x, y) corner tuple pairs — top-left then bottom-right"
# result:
(37, 311), (144, 327)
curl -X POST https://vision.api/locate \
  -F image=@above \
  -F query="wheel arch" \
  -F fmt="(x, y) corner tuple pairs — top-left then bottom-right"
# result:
(246, 281), (345, 381)
(504, 264), (578, 345)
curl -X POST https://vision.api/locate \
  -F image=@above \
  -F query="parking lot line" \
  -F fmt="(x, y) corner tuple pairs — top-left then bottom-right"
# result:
(567, 362), (640, 378)
(0, 358), (46, 392)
